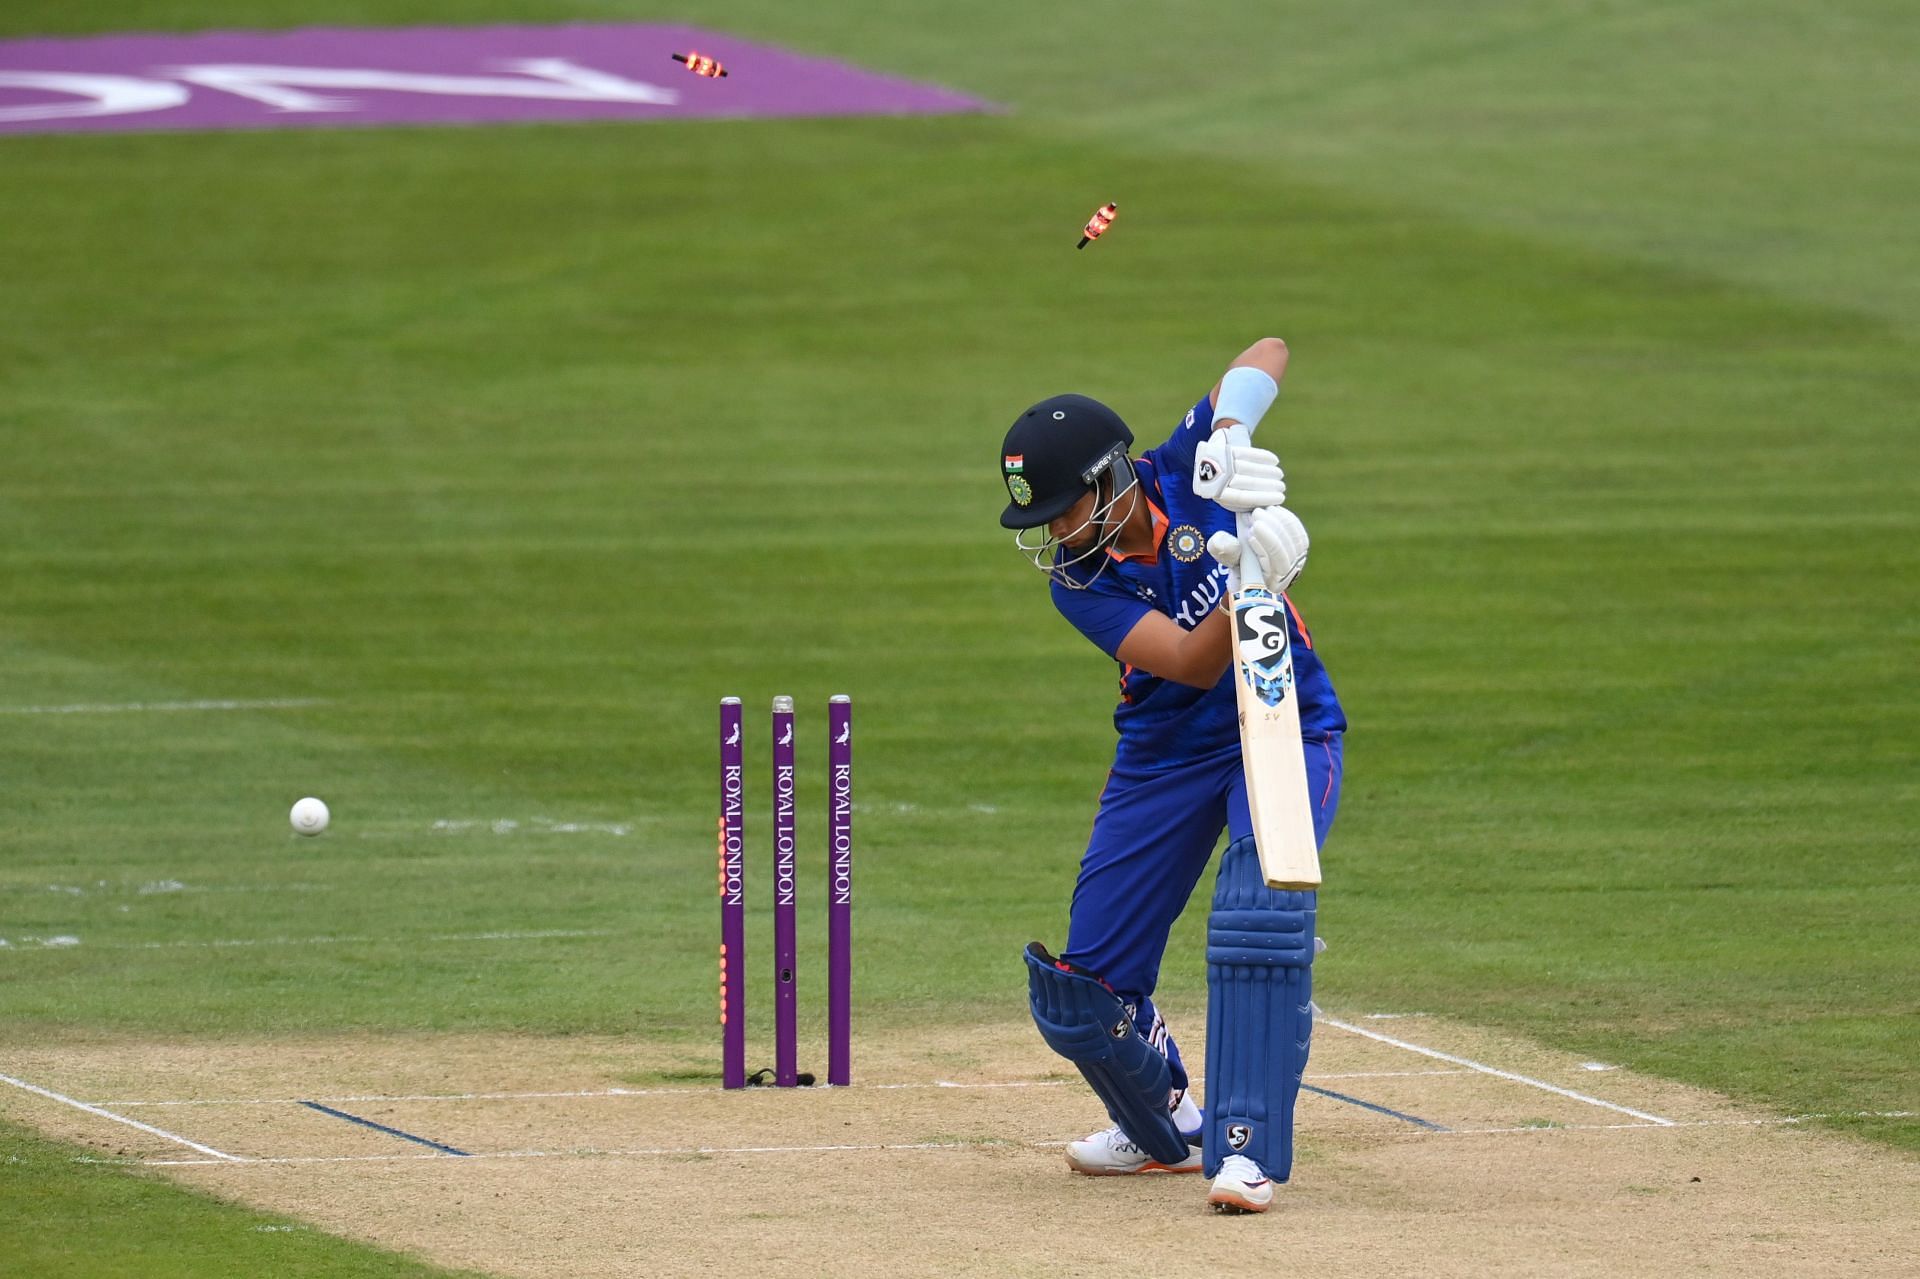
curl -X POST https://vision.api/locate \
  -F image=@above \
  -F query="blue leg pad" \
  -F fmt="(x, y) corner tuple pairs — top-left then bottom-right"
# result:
(1203, 836), (1315, 1180)
(1024, 943), (1190, 1166)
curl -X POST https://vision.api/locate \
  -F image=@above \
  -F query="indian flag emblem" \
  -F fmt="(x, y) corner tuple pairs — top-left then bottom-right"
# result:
(1004, 454), (1025, 473)
(1008, 474), (1034, 506)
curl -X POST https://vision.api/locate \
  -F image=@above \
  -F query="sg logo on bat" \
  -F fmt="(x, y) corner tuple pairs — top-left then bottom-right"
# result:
(1233, 588), (1294, 709)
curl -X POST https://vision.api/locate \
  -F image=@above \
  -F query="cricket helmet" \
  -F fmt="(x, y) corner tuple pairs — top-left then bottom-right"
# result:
(997, 394), (1135, 529)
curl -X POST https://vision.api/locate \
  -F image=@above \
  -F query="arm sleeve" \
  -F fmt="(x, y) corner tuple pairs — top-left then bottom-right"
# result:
(1051, 575), (1154, 660)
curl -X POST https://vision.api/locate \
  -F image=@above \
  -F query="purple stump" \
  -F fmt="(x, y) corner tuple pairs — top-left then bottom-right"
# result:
(771, 695), (798, 1086)
(827, 696), (853, 1086)
(718, 697), (746, 1089)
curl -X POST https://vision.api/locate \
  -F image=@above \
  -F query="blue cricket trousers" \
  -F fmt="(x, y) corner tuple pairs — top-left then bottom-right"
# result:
(1061, 733), (1343, 1088)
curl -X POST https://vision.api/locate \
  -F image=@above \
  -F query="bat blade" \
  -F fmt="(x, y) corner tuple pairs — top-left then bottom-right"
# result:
(1219, 420), (1320, 891)
(1230, 575), (1322, 891)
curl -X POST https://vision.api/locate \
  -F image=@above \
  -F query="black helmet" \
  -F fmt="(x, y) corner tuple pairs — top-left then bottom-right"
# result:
(997, 394), (1135, 529)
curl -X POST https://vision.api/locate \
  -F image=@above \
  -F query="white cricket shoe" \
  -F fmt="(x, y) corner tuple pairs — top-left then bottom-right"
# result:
(1207, 1154), (1274, 1213)
(1064, 1125), (1202, 1176)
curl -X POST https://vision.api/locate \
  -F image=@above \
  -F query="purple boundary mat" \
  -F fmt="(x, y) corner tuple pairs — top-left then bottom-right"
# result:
(0, 23), (995, 134)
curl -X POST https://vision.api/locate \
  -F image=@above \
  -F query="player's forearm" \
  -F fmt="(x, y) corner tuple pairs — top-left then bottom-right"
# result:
(1209, 338), (1288, 427)
(1115, 605), (1234, 689)
(1167, 607), (1233, 689)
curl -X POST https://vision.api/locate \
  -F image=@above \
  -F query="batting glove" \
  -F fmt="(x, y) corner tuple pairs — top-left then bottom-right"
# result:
(1193, 433), (1288, 512)
(1206, 505), (1309, 594)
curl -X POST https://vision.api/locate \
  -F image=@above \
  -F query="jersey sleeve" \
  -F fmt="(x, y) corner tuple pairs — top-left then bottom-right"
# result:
(1051, 574), (1154, 660)
(1146, 394), (1216, 481)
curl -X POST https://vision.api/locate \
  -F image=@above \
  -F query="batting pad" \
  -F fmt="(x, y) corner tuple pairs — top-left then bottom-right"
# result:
(1023, 943), (1191, 1166)
(1203, 836), (1315, 1180)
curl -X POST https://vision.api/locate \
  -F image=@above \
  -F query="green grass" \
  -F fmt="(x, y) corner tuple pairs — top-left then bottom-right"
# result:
(0, 1121), (480, 1278)
(1, 2), (1915, 1266)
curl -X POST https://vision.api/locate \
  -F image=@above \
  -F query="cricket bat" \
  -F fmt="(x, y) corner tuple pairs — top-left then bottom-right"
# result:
(1225, 426), (1322, 891)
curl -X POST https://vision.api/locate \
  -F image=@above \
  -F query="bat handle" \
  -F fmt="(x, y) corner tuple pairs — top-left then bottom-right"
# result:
(1224, 422), (1267, 592)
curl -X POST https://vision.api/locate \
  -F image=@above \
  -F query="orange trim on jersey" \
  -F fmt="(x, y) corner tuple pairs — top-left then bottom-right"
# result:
(1283, 593), (1313, 650)
(1108, 491), (1169, 565)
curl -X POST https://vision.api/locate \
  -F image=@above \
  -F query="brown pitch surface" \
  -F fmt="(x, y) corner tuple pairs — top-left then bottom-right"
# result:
(4, 1013), (1915, 1277)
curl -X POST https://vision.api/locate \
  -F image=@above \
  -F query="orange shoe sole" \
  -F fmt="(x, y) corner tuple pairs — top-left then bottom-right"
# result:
(1207, 1185), (1273, 1213)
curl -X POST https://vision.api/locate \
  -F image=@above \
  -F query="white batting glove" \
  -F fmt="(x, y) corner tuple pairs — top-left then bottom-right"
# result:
(1205, 505), (1309, 594)
(1192, 433), (1288, 512)
(1208, 530), (1244, 597)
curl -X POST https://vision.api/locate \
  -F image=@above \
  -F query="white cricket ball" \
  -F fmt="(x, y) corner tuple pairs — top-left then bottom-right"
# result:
(290, 797), (330, 837)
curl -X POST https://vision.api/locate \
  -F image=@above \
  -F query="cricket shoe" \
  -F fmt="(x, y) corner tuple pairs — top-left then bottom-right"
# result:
(1207, 1155), (1274, 1213)
(1064, 1124), (1203, 1176)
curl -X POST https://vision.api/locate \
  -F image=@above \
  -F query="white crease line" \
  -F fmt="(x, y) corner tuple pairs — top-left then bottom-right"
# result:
(0, 882), (332, 897)
(92, 1111), (1919, 1170)
(0, 698), (324, 715)
(127, 1112), (1920, 1168)
(100, 1080), (1073, 1107)
(1443, 1120), (1702, 1135)
(140, 1114), (1882, 1168)
(105, 1106), (1920, 1167)
(0, 1071), (245, 1162)
(3, 929), (613, 953)
(426, 819), (635, 837)
(99, 1074), (1470, 1109)
(98, 1075), (1463, 1109)
(1440, 1111), (1917, 1136)
(1319, 1015), (1675, 1126)
(140, 1139), (1006, 1167)
(104, 1088), (665, 1108)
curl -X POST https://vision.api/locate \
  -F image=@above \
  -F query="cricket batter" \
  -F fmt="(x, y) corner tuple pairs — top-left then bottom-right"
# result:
(999, 338), (1345, 1213)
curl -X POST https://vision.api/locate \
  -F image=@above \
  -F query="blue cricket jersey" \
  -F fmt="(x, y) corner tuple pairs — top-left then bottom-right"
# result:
(1051, 394), (1346, 771)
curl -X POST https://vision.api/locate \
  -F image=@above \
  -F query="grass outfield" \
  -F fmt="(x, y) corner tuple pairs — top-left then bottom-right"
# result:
(2, 0), (1914, 1262)
(0, 1122), (480, 1278)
